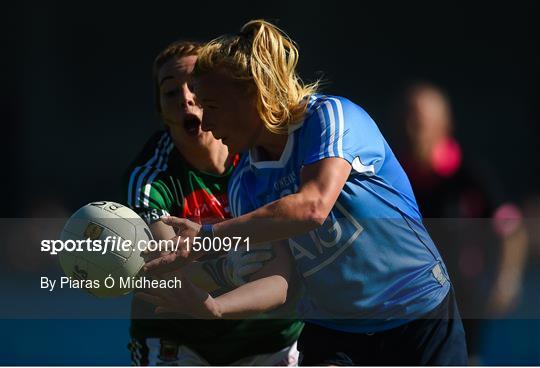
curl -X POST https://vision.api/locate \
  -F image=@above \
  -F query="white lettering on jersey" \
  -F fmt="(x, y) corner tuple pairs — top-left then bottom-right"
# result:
(273, 172), (297, 192)
(289, 201), (364, 277)
(289, 238), (317, 260)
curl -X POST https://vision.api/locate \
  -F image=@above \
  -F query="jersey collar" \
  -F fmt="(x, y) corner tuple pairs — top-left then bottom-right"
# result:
(248, 95), (318, 170)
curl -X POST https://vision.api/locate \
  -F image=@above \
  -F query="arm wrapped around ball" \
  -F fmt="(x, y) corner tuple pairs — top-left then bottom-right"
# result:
(136, 241), (291, 318)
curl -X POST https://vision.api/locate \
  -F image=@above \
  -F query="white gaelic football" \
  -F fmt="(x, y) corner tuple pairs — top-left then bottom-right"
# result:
(58, 201), (152, 298)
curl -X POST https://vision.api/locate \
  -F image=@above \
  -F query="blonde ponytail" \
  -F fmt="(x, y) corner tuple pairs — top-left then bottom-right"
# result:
(195, 19), (319, 134)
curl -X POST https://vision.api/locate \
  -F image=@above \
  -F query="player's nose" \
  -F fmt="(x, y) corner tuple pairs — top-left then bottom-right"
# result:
(179, 83), (196, 108)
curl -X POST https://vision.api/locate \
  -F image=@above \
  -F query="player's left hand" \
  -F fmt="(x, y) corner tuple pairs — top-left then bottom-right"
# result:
(161, 215), (202, 238)
(135, 273), (222, 319)
(143, 216), (203, 274)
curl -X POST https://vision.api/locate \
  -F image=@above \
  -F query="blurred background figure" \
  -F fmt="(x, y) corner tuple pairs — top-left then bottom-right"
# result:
(395, 82), (529, 361)
(479, 196), (540, 364)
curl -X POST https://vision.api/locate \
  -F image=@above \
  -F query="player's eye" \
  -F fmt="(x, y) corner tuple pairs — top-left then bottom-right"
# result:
(164, 88), (179, 98)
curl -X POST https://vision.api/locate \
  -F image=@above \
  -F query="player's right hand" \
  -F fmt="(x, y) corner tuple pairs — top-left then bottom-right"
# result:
(142, 216), (204, 274)
(142, 235), (192, 274)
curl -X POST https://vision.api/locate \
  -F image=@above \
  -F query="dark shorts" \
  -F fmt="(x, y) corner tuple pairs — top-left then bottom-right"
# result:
(298, 289), (468, 365)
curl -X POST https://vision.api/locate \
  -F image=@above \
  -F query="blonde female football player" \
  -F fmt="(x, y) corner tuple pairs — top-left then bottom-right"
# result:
(126, 40), (302, 366)
(139, 21), (468, 365)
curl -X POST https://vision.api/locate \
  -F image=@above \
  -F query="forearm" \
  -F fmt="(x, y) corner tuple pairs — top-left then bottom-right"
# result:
(213, 158), (350, 245)
(214, 192), (325, 244)
(211, 275), (289, 318)
(209, 241), (292, 318)
(495, 224), (528, 289)
(149, 220), (176, 241)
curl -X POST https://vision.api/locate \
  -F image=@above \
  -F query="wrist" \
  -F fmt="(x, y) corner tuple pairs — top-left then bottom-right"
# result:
(205, 296), (223, 319)
(199, 223), (215, 238)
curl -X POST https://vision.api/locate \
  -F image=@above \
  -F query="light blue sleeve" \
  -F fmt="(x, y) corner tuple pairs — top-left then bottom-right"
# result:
(301, 96), (386, 176)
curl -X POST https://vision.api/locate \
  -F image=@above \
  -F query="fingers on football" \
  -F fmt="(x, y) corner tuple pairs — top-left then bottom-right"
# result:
(143, 253), (177, 273)
(160, 216), (184, 228)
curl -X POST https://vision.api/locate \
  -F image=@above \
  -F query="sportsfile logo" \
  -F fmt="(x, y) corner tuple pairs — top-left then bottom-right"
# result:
(288, 202), (364, 277)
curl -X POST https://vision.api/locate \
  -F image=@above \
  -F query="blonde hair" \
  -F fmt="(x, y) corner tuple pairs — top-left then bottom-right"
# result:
(194, 19), (319, 134)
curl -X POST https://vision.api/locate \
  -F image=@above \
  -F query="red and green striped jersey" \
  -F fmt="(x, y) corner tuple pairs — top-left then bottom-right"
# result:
(125, 130), (303, 364)
(127, 130), (233, 224)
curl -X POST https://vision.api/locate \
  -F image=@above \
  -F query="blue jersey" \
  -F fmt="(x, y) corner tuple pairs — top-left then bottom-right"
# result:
(228, 95), (450, 333)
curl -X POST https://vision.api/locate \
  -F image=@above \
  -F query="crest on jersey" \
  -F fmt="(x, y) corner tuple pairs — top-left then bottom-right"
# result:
(84, 222), (103, 240)
(72, 264), (88, 281)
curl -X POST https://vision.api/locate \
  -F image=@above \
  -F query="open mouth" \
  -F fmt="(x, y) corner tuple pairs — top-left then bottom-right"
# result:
(183, 114), (201, 136)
